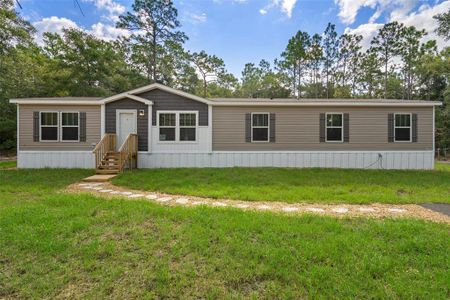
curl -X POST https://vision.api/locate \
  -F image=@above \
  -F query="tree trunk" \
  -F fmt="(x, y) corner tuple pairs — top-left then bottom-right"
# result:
(152, 29), (157, 82)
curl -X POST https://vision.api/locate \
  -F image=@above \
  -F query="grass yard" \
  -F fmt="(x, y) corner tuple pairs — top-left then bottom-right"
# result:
(0, 168), (449, 298)
(0, 160), (16, 169)
(112, 162), (450, 204)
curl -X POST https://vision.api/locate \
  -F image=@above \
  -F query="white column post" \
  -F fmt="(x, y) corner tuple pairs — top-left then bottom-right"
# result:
(148, 104), (152, 153)
(100, 104), (105, 136)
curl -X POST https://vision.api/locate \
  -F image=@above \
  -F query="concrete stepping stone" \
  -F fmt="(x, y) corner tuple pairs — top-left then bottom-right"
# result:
(146, 194), (158, 200)
(257, 205), (272, 210)
(192, 201), (206, 205)
(99, 189), (113, 193)
(307, 207), (325, 213)
(128, 194), (144, 198)
(92, 187), (103, 190)
(388, 208), (406, 213)
(212, 202), (227, 207)
(358, 207), (376, 212)
(81, 186), (95, 189)
(157, 197), (172, 202)
(282, 207), (299, 212)
(109, 191), (121, 194)
(175, 198), (189, 204)
(78, 183), (92, 187)
(121, 191), (133, 195)
(332, 207), (349, 214)
(235, 204), (249, 209)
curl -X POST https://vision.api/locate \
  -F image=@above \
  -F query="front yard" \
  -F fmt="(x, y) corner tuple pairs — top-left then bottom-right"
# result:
(0, 168), (449, 298)
(112, 162), (450, 204)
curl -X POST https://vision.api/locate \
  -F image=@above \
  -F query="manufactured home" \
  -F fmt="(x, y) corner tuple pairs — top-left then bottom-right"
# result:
(10, 83), (441, 171)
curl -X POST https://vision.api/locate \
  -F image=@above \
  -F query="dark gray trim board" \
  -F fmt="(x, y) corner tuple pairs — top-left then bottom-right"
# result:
(105, 99), (148, 151)
(137, 89), (209, 126)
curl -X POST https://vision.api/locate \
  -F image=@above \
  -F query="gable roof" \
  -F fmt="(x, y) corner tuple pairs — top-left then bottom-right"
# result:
(99, 83), (213, 105)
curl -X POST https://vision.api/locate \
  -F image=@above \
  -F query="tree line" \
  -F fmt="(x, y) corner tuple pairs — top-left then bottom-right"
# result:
(0, 0), (449, 151)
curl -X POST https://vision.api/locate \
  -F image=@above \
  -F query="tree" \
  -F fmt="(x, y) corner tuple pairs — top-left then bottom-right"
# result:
(434, 9), (450, 41)
(117, 0), (187, 82)
(308, 34), (323, 98)
(280, 31), (311, 97)
(323, 23), (339, 98)
(358, 50), (382, 98)
(398, 26), (427, 99)
(190, 50), (226, 97)
(337, 33), (362, 96)
(371, 21), (404, 98)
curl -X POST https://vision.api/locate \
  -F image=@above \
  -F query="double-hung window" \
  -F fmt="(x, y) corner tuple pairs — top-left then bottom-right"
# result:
(158, 112), (197, 142)
(326, 113), (343, 142)
(252, 113), (269, 142)
(179, 113), (196, 141)
(61, 112), (79, 141)
(394, 113), (411, 142)
(40, 112), (59, 141)
(159, 113), (176, 141)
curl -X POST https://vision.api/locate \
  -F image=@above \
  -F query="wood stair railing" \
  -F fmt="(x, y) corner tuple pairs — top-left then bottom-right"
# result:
(118, 133), (138, 172)
(93, 133), (138, 175)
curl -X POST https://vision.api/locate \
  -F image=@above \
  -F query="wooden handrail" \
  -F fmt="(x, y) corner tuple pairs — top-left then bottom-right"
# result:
(93, 133), (116, 169)
(118, 133), (138, 171)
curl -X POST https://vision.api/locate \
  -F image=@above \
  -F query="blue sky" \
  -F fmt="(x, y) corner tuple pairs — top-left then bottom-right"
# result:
(19, 0), (450, 78)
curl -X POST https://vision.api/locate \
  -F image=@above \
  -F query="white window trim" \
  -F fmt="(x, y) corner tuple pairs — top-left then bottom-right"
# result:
(251, 112), (270, 143)
(39, 111), (59, 142)
(394, 112), (412, 143)
(325, 112), (344, 143)
(60, 111), (80, 142)
(157, 111), (198, 143)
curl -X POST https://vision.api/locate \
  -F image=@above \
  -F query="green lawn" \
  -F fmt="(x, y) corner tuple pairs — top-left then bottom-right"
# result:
(0, 160), (16, 169)
(112, 162), (450, 204)
(1, 168), (449, 298)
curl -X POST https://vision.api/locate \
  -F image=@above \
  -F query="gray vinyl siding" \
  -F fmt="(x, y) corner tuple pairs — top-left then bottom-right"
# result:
(105, 99), (148, 151)
(136, 89), (209, 126)
(212, 106), (433, 151)
(19, 104), (101, 151)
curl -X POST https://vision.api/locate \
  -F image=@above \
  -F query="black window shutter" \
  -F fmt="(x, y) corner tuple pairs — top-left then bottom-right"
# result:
(319, 113), (325, 143)
(245, 113), (251, 143)
(412, 113), (418, 143)
(33, 111), (39, 142)
(269, 113), (276, 143)
(80, 112), (87, 142)
(343, 113), (350, 143)
(388, 113), (394, 143)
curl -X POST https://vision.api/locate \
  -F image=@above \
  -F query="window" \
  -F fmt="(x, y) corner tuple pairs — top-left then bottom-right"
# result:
(159, 113), (176, 141)
(158, 111), (198, 142)
(394, 113), (411, 142)
(326, 113), (343, 142)
(61, 112), (79, 141)
(179, 113), (196, 141)
(40, 112), (58, 141)
(252, 113), (269, 142)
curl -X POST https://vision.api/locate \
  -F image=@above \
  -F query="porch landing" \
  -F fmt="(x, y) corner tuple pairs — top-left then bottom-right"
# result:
(83, 174), (117, 182)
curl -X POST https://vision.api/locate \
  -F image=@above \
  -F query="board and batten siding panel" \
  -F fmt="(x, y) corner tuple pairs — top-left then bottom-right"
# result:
(19, 104), (101, 151)
(212, 106), (433, 151)
(105, 99), (148, 151)
(136, 89), (209, 126)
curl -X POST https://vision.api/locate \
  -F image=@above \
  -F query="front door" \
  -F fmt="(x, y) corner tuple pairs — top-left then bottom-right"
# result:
(116, 110), (137, 150)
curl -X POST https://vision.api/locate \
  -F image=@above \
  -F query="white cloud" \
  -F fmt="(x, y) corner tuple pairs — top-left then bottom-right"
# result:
(90, 22), (130, 40)
(83, 0), (126, 22)
(259, 0), (298, 18)
(33, 16), (80, 44)
(334, 0), (418, 25)
(344, 0), (450, 50)
(188, 12), (207, 23)
(33, 16), (130, 45)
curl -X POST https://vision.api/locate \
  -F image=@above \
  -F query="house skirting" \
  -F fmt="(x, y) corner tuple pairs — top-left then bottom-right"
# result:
(138, 151), (434, 170)
(17, 150), (434, 170)
(18, 151), (95, 169)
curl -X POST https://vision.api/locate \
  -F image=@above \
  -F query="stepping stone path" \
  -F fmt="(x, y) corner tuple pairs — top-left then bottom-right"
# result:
(73, 182), (450, 223)
(332, 207), (349, 214)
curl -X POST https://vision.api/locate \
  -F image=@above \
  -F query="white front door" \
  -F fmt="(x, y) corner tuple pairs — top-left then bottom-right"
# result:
(116, 110), (137, 150)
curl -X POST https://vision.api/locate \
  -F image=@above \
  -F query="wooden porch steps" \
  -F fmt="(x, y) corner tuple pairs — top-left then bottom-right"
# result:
(96, 151), (120, 175)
